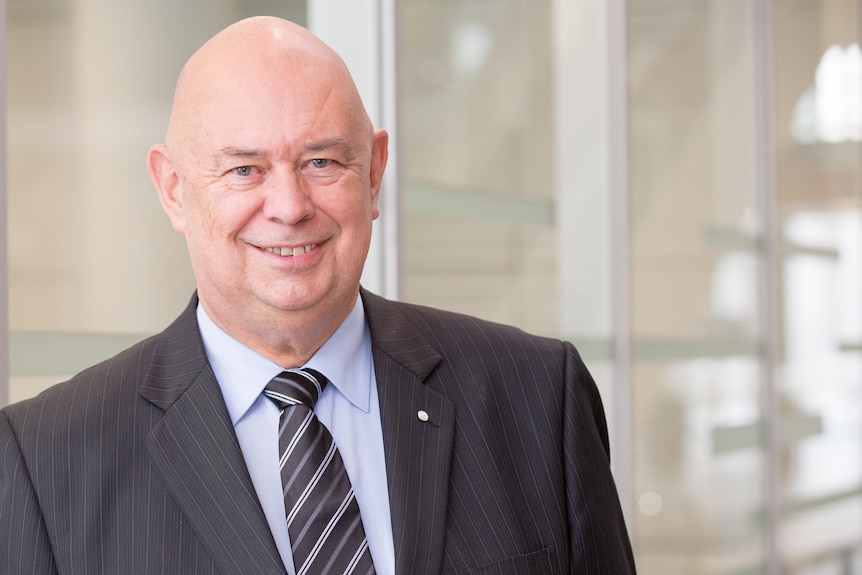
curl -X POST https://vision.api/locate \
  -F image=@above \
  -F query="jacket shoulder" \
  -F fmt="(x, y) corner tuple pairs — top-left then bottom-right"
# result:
(364, 290), (567, 356)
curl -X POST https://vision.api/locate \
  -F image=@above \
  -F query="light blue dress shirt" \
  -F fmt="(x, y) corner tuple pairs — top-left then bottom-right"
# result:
(197, 296), (395, 575)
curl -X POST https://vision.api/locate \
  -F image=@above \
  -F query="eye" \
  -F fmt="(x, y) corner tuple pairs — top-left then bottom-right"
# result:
(233, 166), (254, 177)
(310, 159), (331, 169)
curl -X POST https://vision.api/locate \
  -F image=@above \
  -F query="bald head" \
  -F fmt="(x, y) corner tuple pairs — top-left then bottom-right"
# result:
(165, 16), (371, 161)
(147, 17), (388, 365)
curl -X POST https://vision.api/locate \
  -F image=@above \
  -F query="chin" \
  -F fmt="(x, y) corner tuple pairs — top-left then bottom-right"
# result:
(263, 289), (332, 314)
(259, 278), (357, 314)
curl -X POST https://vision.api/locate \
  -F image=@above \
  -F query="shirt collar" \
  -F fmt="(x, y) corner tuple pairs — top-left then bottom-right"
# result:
(197, 296), (372, 425)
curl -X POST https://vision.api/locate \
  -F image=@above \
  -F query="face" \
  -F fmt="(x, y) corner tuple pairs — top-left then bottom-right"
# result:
(150, 47), (388, 346)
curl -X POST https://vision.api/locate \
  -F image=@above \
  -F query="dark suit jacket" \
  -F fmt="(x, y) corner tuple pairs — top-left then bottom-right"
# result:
(0, 290), (635, 574)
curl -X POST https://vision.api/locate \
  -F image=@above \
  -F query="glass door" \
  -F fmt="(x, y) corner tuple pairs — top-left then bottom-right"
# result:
(774, 0), (862, 571)
(627, 1), (767, 571)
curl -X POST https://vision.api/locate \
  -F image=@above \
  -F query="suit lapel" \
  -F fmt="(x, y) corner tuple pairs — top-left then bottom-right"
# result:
(139, 297), (286, 575)
(138, 291), (456, 575)
(362, 290), (455, 575)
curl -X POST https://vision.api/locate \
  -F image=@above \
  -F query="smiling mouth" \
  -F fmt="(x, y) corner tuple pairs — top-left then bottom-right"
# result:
(264, 244), (317, 257)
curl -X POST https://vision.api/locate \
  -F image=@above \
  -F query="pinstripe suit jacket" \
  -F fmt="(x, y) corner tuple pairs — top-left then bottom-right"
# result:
(0, 290), (635, 574)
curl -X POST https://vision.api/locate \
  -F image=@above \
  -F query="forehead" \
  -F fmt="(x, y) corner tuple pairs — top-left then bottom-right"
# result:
(187, 77), (364, 157)
(172, 35), (368, 150)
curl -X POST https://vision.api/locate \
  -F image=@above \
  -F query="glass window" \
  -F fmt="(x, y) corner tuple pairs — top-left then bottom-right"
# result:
(398, 0), (623, 478)
(7, 0), (307, 401)
(775, 0), (862, 570)
(398, 2), (616, 369)
(627, 1), (766, 571)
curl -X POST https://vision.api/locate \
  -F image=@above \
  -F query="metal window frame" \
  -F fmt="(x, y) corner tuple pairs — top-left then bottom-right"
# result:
(608, 0), (634, 532)
(754, 0), (780, 573)
(379, 0), (400, 300)
(0, 0), (8, 407)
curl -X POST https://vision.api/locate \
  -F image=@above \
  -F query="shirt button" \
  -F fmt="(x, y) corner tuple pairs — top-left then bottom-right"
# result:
(417, 410), (430, 422)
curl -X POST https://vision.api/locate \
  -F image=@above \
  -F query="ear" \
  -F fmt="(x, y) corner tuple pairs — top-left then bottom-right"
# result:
(369, 129), (389, 220)
(147, 144), (187, 234)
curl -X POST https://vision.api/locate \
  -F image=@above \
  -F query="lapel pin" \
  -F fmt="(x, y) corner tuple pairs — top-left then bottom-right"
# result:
(417, 410), (430, 422)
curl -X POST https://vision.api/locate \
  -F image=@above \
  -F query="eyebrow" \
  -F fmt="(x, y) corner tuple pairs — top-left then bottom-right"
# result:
(216, 147), (265, 159)
(302, 137), (357, 155)
(215, 138), (357, 160)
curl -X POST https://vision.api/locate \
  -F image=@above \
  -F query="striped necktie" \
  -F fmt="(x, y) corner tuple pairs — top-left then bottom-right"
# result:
(264, 368), (376, 575)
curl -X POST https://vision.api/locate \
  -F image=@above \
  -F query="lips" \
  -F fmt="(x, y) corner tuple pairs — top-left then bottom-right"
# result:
(263, 244), (317, 257)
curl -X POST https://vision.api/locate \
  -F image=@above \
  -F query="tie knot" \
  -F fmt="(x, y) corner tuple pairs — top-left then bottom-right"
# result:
(264, 368), (328, 410)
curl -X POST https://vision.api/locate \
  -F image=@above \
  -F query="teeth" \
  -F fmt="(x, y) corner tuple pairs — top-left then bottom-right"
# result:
(265, 245), (316, 257)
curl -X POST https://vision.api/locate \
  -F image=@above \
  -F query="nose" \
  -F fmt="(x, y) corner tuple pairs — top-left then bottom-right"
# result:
(261, 168), (315, 224)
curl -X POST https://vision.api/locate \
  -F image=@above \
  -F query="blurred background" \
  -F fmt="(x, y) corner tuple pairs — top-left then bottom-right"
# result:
(3, 0), (862, 573)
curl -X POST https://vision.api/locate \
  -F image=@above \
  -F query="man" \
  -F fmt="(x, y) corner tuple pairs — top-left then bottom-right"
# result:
(0, 16), (636, 575)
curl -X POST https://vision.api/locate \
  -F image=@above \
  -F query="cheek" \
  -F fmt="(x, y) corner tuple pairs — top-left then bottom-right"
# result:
(339, 199), (376, 237)
(187, 192), (258, 238)
(184, 202), (219, 240)
(320, 186), (374, 228)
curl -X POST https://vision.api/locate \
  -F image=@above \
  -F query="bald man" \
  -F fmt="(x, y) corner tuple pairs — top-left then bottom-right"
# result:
(0, 17), (636, 575)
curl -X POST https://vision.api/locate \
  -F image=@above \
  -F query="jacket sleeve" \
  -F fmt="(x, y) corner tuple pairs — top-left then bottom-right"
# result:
(562, 341), (637, 573)
(0, 410), (59, 575)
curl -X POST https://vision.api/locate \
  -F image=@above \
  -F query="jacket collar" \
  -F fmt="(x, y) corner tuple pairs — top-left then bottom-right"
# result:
(361, 288), (455, 575)
(139, 294), (287, 574)
(139, 290), (457, 575)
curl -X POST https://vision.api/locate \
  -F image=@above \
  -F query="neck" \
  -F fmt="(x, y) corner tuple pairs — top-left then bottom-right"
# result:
(198, 291), (358, 368)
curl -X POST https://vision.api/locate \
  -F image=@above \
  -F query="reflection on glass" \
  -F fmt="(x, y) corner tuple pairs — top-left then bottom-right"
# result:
(628, 1), (766, 572)
(776, 0), (862, 570)
(399, 1), (561, 333)
(628, 0), (862, 572)
(790, 43), (862, 144)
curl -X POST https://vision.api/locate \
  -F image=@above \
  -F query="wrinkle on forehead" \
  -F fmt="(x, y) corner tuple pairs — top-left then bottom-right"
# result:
(164, 16), (372, 164)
